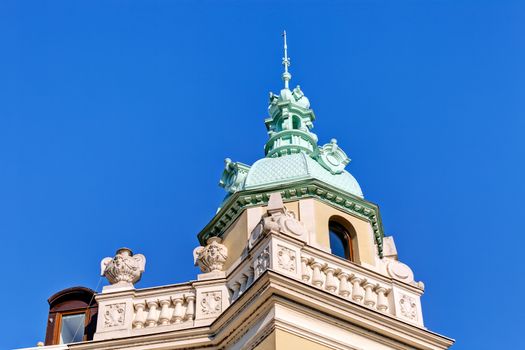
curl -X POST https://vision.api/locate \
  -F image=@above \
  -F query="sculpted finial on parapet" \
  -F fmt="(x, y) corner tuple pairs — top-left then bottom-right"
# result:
(101, 248), (146, 289)
(193, 237), (228, 273)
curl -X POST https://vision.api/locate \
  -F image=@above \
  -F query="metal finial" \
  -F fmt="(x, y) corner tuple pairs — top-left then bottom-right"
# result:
(282, 30), (291, 89)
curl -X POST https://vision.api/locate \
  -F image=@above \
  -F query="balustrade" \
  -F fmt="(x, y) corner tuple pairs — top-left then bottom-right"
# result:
(131, 293), (195, 330)
(300, 254), (391, 314)
(98, 233), (420, 342)
(228, 265), (255, 302)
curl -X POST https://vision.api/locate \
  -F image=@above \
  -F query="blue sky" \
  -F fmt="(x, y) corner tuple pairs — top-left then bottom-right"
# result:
(1, 1), (523, 349)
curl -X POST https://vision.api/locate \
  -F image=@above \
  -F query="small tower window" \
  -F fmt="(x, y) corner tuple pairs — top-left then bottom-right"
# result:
(292, 115), (302, 129)
(329, 221), (354, 261)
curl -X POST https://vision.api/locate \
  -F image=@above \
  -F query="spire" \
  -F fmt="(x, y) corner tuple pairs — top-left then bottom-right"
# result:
(282, 30), (291, 89)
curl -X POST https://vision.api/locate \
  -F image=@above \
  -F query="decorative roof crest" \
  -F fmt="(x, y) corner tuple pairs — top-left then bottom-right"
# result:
(216, 32), (362, 200)
(282, 30), (291, 90)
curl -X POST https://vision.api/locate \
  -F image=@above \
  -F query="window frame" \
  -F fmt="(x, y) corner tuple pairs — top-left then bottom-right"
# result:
(54, 309), (90, 344)
(329, 221), (354, 261)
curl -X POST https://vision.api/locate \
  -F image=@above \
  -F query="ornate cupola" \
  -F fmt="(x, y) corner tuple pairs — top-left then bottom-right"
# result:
(264, 32), (318, 158)
(214, 32), (375, 262)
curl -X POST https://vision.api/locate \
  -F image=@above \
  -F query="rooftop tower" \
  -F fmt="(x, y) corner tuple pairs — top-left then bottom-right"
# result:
(29, 33), (453, 350)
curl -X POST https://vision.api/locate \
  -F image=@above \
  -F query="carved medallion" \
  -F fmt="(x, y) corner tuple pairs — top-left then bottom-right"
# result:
(219, 158), (250, 194)
(317, 139), (350, 174)
(201, 291), (222, 315)
(387, 260), (414, 284)
(277, 245), (296, 272)
(399, 294), (417, 320)
(104, 303), (126, 328)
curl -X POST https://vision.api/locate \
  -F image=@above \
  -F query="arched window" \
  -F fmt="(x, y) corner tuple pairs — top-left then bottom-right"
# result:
(329, 221), (354, 261)
(292, 115), (302, 129)
(45, 287), (98, 345)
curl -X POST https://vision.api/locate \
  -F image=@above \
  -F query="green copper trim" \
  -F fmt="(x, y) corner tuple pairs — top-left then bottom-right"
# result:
(197, 179), (384, 258)
(264, 86), (318, 158)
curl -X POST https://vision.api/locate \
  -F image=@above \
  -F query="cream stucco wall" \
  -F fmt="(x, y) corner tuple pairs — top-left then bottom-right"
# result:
(253, 329), (333, 350)
(221, 197), (377, 270)
(221, 210), (249, 270)
(252, 330), (276, 350)
(310, 199), (376, 266)
(275, 329), (332, 350)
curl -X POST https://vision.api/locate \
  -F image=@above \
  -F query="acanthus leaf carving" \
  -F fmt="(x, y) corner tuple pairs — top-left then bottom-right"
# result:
(193, 237), (228, 273)
(101, 248), (146, 286)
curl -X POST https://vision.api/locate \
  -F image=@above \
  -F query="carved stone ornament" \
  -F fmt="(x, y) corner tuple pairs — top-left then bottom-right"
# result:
(101, 248), (146, 286)
(193, 237), (228, 273)
(399, 294), (418, 321)
(249, 193), (308, 248)
(277, 245), (296, 272)
(254, 247), (270, 278)
(103, 303), (126, 328)
(201, 291), (222, 315)
(386, 260), (415, 285)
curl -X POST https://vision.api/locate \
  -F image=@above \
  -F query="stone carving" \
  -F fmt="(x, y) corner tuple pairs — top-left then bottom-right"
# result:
(201, 291), (222, 315)
(399, 294), (417, 320)
(101, 248), (146, 286)
(103, 303), (126, 328)
(193, 237), (228, 273)
(254, 247), (270, 278)
(317, 138), (350, 174)
(249, 193), (308, 248)
(277, 245), (296, 272)
(386, 260), (415, 285)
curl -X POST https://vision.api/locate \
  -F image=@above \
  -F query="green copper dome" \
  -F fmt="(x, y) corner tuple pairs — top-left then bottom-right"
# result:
(219, 31), (363, 199)
(218, 82), (364, 199)
(203, 32), (385, 258)
(244, 153), (363, 197)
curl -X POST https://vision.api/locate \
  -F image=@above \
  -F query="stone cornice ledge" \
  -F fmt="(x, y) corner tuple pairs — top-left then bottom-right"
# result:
(198, 179), (385, 257)
(72, 271), (453, 350)
(266, 272), (454, 349)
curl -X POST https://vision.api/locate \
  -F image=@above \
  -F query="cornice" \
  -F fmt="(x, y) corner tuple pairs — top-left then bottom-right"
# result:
(197, 178), (385, 257)
(71, 270), (453, 350)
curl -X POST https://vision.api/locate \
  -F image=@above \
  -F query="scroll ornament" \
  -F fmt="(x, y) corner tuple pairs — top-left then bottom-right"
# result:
(249, 193), (308, 248)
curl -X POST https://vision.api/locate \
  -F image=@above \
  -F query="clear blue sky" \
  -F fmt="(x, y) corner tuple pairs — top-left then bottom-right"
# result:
(1, 1), (523, 349)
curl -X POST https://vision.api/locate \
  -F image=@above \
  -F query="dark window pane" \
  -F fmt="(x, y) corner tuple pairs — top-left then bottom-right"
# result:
(329, 228), (347, 259)
(60, 313), (85, 344)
